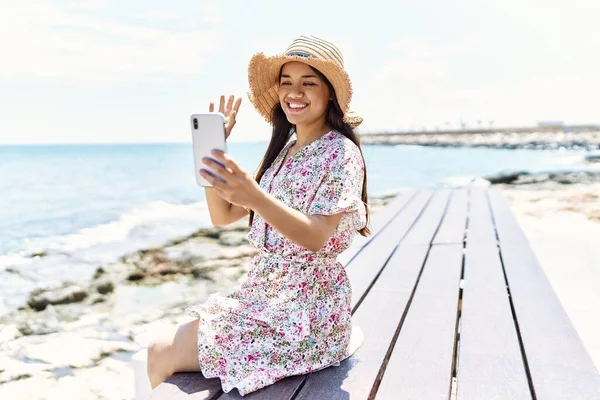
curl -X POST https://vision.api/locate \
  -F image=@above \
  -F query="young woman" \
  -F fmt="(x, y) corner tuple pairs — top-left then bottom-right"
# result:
(147, 35), (370, 396)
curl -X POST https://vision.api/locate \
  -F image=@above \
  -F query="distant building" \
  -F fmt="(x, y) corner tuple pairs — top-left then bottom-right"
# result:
(537, 121), (564, 127)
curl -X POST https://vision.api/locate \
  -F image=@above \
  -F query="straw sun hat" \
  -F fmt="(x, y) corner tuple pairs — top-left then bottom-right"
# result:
(247, 35), (363, 128)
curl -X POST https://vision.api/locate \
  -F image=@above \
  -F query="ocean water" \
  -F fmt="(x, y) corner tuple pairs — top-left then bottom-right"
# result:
(0, 141), (591, 315)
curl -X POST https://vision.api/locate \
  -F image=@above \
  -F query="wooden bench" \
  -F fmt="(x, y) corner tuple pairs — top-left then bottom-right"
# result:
(150, 188), (600, 399)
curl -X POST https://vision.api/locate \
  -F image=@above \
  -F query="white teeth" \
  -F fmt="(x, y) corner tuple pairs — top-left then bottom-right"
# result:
(289, 103), (307, 109)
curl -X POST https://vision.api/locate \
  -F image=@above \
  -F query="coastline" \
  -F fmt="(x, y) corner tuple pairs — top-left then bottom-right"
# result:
(360, 130), (600, 151)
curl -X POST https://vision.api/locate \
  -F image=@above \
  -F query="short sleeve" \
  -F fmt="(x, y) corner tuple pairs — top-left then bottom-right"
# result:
(308, 140), (367, 230)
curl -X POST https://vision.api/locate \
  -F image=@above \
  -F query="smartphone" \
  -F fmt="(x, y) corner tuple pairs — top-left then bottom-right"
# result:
(190, 113), (227, 187)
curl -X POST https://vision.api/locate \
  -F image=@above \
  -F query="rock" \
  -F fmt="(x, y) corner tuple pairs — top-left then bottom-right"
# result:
(94, 279), (114, 295)
(0, 373), (60, 399)
(146, 264), (188, 276)
(186, 223), (249, 241)
(127, 271), (145, 281)
(483, 170), (529, 184)
(220, 245), (258, 259)
(0, 357), (50, 385)
(163, 238), (254, 267)
(192, 258), (247, 279)
(550, 171), (600, 185)
(90, 295), (106, 305)
(18, 317), (62, 336)
(0, 324), (22, 343)
(20, 332), (138, 368)
(585, 151), (600, 162)
(162, 241), (213, 267)
(195, 226), (226, 239)
(218, 231), (249, 246)
(492, 171), (600, 186)
(17, 307), (63, 335)
(93, 267), (105, 279)
(27, 284), (88, 311)
(512, 173), (551, 185)
(54, 303), (94, 323)
(57, 353), (137, 400)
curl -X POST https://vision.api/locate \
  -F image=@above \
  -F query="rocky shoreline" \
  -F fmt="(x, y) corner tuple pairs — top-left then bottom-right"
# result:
(0, 221), (259, 398)
(484, 169), (600, 186)
(486, 170), (600, 223)
(360, 131), (600, 151)
(0, 194), (396, 399)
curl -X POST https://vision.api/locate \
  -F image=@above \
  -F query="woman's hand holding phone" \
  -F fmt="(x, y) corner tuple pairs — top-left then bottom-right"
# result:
(201, 149), (262, 209)
(209, 95), (242, 139)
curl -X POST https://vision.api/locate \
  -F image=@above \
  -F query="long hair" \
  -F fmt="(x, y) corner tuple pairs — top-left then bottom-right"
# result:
(249, 66), (371, 237)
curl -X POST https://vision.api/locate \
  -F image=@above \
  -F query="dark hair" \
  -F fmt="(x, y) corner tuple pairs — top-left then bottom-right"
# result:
(249, 65), (371, 237)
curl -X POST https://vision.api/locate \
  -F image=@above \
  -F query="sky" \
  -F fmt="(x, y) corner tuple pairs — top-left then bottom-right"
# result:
(0, 0), (599, 144)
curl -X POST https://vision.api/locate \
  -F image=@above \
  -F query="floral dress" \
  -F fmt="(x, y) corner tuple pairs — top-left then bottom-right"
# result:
(185, 130), (367, 395)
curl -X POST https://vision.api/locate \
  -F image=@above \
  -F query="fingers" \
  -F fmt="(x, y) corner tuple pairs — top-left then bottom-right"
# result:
(210, 150), (242, 175)
(232, 97), (242, 114)
(226, 95), (234, 114)
(218, 95), (225, 113)
(212, 95), (241, 115)
(202, 157), (234, 181)
(226, 110), (237, 130)
(200, 168), (226, 189)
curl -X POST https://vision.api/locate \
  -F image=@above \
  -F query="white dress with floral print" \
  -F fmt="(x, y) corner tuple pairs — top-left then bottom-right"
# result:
(185, 130), (367, 395)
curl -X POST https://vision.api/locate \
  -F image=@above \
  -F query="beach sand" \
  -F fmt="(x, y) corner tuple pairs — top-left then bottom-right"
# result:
(502, 183), (600, 371)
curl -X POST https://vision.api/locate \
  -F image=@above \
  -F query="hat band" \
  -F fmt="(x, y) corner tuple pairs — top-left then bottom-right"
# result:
(286, 51), (313, 58)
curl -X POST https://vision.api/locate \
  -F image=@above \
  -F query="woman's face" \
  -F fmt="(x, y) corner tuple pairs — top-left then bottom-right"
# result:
(278, 62), (331, 127)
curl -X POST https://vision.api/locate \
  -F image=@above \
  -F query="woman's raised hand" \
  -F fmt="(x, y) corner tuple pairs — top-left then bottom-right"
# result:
(209, 95), (242, 139)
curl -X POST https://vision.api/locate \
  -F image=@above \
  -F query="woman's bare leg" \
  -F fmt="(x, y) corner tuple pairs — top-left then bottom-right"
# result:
(147, 319), (201, 389)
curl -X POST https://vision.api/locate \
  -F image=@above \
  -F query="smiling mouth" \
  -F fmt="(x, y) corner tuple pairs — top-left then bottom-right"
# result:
(287, 102), (308, 112)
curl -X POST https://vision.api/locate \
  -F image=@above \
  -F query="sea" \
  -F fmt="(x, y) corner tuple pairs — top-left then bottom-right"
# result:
(0, 141), (593, 315)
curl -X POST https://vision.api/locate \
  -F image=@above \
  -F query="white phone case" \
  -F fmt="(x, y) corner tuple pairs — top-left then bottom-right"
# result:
(190, 113), (227, 187)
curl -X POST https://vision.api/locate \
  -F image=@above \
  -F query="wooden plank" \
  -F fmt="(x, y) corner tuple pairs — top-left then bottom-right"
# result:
(433, 189), (468, 245)
(375, 244), (463, 399)
(402, 189), (450, 245)
(294, 244), (431, 399)
(216, 376), (304, 399)
(500, 244), (600, 398)
(489, 190), (600, 398)
(149, 372), (222, 399)
(466, 188), (497, 245)
(346, 190), (433, 310)
(457, 236), (530, 399)
(487, 188), (529, 246)
(367, 189), (418, 238)
(339, 189), (416, 266)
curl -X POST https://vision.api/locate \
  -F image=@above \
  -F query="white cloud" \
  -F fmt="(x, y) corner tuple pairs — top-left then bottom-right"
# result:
(136, 9), (190, 22)
(136, 4), (222, 24)
(65, 0), (107, 11)
(375, 59), (447, 82)
(483, 0), (600, 60)
(0, 1), (223, 85)
(355, 30), (600, 133)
